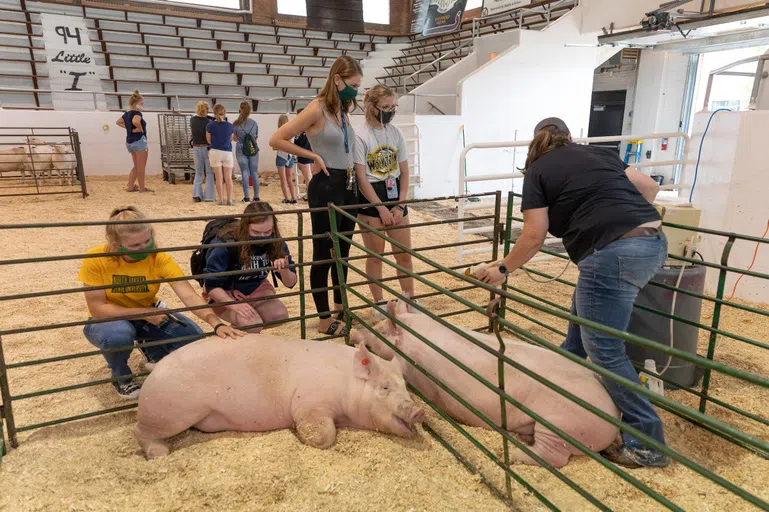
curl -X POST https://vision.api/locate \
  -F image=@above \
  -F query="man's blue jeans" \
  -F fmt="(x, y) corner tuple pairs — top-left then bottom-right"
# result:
(192, 146), (215, 201)
(236, 146), (259, 200)
(561, 232), (668, 459)
(84, 314), (204, 378)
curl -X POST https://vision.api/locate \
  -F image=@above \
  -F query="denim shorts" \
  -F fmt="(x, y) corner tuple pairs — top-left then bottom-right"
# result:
(126, 136), (148, 153)
(276, 155), (294, 168)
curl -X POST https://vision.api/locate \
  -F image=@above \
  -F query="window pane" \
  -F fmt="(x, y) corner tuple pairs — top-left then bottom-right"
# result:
(170, 0), (240, 9)
(363, 0), (389, 24)
(277, 0), (307, 16)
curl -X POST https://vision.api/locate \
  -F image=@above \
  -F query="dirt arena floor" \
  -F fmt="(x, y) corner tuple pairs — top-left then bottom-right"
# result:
(0, 175), (768, 511)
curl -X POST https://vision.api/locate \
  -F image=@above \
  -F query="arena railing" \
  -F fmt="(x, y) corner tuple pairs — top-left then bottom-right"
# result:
(329, 202), (769, 510)
(456, 132), (693, 264)
(0, 192), (498, 462)
(0, 127), (88, 199)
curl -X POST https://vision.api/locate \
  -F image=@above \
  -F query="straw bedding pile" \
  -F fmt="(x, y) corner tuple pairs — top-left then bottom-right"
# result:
(0, 176), (767, 511)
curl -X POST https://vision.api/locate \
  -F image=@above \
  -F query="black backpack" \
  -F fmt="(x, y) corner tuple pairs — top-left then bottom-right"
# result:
(190, 217), (240, 286)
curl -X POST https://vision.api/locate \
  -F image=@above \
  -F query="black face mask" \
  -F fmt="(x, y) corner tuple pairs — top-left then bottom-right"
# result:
(377, 108), (396, 125)
(248, 234), (273, 244)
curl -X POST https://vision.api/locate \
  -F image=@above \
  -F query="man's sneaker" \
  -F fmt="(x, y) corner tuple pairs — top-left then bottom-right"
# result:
(372, 300), (389, 321)
(601, 444), (670, 469)
(112, 379), (141, 400)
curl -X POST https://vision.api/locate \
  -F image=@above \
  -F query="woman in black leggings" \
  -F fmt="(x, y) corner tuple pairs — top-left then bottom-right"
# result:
(270, 56), (362, 335)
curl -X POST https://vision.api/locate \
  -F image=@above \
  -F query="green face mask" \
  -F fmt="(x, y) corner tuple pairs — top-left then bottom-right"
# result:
(120, 239), (155, 261)
(338, 79), (358, 103)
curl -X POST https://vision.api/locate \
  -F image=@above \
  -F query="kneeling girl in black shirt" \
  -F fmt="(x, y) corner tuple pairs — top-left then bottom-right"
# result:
(202, 202), (297, 333)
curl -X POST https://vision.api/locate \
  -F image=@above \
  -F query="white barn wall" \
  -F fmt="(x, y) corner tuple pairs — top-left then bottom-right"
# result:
(456, 6), (601, 196)
(411, 115), (465, 199)
(0, 109), (368, 177)
(681, 110), (768, 302)
(629, 51), (690, 182)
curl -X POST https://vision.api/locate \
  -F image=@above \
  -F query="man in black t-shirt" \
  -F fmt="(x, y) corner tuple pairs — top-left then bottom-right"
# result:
(477, 117), (669, 469)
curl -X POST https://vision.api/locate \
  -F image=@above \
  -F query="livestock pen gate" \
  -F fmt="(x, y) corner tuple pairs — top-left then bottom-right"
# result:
(0, 127), (87, 199)
(158, 113), (194, 185)
(1, 194), (768, 510)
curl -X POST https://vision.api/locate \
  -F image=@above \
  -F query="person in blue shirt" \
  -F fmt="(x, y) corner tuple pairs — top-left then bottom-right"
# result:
(206, 104), (235, 206)
(202, 201), (297, 332)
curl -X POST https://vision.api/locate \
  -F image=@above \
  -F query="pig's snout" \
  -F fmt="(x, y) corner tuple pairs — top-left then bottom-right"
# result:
(410, 407), (425, 425)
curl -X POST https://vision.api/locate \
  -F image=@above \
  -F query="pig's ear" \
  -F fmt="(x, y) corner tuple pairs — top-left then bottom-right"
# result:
(354, 343), (380, 380)
(386, 301), (404, 335)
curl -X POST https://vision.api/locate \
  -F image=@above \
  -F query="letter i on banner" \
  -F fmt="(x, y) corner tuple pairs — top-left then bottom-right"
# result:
(40, 14), (108, 111)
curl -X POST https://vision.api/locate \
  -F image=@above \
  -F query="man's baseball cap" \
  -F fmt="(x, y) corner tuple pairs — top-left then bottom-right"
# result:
(534, 117), (571, 136)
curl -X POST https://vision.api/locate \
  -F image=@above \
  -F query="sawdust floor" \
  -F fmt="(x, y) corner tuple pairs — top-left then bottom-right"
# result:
(0, 176), (768, 511)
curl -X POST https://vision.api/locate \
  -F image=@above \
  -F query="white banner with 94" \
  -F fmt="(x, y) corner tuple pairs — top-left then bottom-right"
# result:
(40, 13), (107, 111)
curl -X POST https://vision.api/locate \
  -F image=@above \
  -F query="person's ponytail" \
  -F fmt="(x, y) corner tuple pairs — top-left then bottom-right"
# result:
(524, 126), (571, 171)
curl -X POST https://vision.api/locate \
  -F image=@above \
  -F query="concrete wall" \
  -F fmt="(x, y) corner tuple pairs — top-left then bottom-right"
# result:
(405, 30), (520, 116)
(456, 6), (606, 196)
(411, 115), (465, 199)
(403, 56), (479, 116)
(0, 109), (368, 177)
(680, 110), (769, 302)
(629, 50), (691, 182)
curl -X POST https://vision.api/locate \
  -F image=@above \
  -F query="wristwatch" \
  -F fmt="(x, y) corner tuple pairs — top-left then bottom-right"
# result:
(498, 263), (510, 276)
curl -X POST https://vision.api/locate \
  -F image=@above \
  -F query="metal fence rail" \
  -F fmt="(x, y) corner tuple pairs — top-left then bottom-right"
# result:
(2, 194), (768, 510)
(456, 132), (693, 264)
(329, 201), (769, 510)
(0, 193), (498, 461)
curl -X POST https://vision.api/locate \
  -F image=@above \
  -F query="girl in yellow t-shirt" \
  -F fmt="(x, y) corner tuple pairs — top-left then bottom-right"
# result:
(78, 206), (243, 400)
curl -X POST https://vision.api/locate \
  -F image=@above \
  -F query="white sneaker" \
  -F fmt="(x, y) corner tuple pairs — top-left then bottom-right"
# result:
(371, 300), (389, 321)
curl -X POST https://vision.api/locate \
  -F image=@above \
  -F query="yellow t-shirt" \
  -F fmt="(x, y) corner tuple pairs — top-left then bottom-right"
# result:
(78, 244), (185, 315)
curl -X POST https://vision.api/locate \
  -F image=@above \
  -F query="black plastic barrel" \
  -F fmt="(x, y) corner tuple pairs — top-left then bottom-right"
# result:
(626, 265), (706, 389)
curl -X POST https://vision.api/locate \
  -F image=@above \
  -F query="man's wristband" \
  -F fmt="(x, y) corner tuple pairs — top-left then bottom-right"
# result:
(213, 322), (227, 335)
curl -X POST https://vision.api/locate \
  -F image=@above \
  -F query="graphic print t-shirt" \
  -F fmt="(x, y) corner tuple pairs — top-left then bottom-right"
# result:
(78, 244), (184, 315)
(353, 124), (409, 183)
(202, 238), (296, 295)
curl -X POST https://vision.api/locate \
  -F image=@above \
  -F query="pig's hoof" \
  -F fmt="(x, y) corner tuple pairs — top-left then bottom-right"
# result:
(145, 444), (171, 459)
(295, 416), (336, 449)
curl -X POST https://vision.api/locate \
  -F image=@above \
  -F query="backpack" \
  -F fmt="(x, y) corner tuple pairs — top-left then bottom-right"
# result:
(241, 120), (258, 157)
(190, 217), (240, 286)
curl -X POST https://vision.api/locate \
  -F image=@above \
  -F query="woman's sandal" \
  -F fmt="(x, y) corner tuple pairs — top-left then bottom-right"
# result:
(323, 319), (348, 336)
(335, 311), (358, 326)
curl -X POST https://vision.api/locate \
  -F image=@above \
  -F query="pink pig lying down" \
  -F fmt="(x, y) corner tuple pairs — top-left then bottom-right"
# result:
(135, 334), (425, 459)
(350, 301), (621, 468)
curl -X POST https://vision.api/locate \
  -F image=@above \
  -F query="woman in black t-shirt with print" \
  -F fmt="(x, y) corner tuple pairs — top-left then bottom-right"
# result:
(115, 90), (151, 193)
(476, 117), (669, 470)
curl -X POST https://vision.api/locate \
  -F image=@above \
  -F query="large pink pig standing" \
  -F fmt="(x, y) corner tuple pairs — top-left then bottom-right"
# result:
(135, 335), (424, 459)
(351, 301), (620, 468)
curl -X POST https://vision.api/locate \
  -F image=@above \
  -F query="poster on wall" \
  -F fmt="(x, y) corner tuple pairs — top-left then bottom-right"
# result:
(411, 0), (429, 34)
(422, 0), (468, 38)
(481, 0), (527, 17)
(40, 14), (106, 111)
